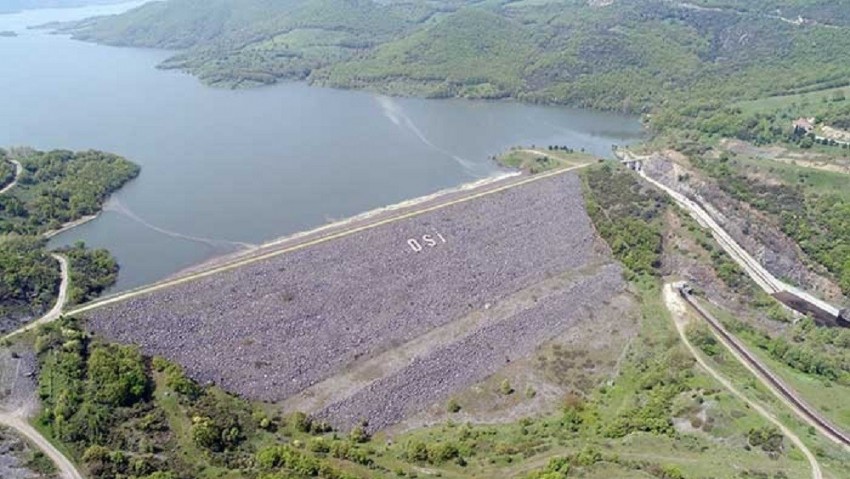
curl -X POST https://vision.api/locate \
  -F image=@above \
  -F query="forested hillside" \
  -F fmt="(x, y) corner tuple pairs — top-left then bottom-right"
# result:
(0, 236), (60, 328)
(59, 0), (850, 115)
(0, 152), (14, 190)
(0, 148), (137, 332)
(0, 148), (139, 235)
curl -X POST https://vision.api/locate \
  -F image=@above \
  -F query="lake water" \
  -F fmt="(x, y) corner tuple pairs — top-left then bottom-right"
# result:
(0, 1), (644, 292)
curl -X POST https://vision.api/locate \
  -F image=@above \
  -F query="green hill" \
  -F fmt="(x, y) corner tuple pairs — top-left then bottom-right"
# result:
(315, 8), (536, 99)
(58, 0), (850, 114)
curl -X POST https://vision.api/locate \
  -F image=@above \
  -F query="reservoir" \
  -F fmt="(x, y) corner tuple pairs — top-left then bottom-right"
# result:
(0, 1), (643, 292)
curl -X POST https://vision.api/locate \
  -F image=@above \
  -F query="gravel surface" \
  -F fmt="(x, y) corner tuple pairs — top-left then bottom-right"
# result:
(316, 263), (623, 431)
(0, 427), (38, 479)
(0, 350), (37, 412)
(86, 173), (611, 418)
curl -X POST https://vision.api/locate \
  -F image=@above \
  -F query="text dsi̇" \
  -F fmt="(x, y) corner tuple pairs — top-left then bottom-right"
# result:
(407, 232), (447, 252)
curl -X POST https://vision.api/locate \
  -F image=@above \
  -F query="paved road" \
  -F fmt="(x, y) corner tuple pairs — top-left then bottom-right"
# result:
(663, 283), (823, 479)
(0, 159), (22, 194)
(0, 254), (83, 479)
(626, 151), (840, 317)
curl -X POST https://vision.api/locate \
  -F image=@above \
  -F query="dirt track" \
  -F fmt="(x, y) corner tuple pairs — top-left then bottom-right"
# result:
(0, 254), (81, 479)
(663, 283), (822, 479)
(678, 286), (850, 451)
(2, 254), (69, 341)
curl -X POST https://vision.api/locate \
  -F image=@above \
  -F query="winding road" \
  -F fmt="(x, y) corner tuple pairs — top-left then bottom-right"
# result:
(5, 254), (70, 340)
(663, 283), (823, 479)
(0, 254), (82, 479)
(0, 159), (22, 194)
(0, 413), (82, 479)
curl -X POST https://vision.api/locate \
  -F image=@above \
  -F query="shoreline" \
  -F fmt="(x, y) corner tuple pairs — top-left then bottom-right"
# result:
(43, 213), (99, 239)
(66, 165), (593, 316)
(170, 170), (523, 277)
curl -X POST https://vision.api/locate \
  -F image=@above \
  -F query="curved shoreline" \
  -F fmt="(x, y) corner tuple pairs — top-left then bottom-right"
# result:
(43, 213), (99, 239)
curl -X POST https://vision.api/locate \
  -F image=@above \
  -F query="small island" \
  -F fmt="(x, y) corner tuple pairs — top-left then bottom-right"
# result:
(0, 31), (17, 37)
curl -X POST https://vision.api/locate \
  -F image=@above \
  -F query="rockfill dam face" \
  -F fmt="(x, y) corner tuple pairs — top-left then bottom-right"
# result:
(84, 171), (623, 430)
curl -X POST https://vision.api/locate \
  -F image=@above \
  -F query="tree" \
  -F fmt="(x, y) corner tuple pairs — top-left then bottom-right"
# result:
(86, 344), (148, 407)
(191, 416), (221, 451)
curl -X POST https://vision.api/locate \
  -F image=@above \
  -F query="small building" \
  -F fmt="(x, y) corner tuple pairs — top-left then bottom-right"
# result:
(793, 117), (815, 135)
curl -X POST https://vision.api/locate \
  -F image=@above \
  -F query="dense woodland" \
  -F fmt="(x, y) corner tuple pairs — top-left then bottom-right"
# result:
(0, 236), (60, 329)
(0, 148), (136, 329)
(0, 148), (139, 235)
(581, 165), (668, 278)
(58, 0), (850, 118)
(58, 241), (120, 306)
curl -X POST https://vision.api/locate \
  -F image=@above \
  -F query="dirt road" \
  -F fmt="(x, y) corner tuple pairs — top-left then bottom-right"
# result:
(0, 159), (22, 194)
(678, 286), (850, 450)
(663, 283), (823, 479)
(0, 413), (83, 479)
(3, 254), (69, 341)
(0, 254), (82, 479)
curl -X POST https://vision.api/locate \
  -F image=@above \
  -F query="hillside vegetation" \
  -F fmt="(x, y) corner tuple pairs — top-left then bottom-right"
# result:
(0, 148), (137, 331)
(0, 148), (139, 236)
(59, 0), (850, 114)
(0, 151), (15, 190)
(31, 296), (819, 479)
(0, 236), (60, 328)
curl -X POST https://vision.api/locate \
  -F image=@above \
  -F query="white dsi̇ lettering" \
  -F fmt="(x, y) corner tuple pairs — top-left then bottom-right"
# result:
(408, 238), (423, 252)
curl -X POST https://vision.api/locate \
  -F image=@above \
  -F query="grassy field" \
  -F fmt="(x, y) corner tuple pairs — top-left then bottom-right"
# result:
(686, 316), (850, 479)
(735, 86), (850, 116)
(370, 279), (817, 479)
(496, 147), (598, 173)
(705, 303), (850, 436)
(731, 151), (850, 198)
